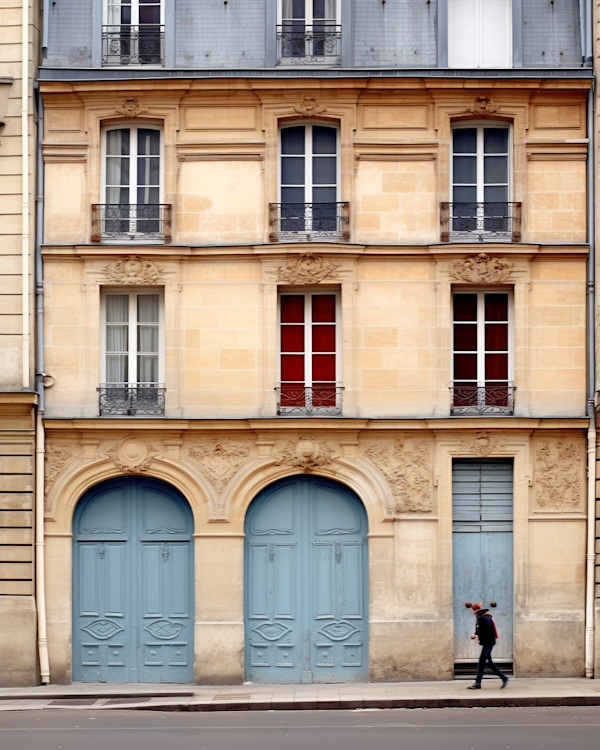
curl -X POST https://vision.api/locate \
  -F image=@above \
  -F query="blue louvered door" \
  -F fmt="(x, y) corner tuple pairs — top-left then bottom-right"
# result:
(245, 476), (368, 683)
(73, 478), (194, 683)
(452, 461), (514, 662)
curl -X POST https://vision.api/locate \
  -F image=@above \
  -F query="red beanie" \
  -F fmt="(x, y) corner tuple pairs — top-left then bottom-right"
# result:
(471, 602), (483, 612)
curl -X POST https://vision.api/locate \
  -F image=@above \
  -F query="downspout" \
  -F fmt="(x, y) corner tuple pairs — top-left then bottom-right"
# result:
(34, 86), (50, 684)
(21, 0), (29, 389)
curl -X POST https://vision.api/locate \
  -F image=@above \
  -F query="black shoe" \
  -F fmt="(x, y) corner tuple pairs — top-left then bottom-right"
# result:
(467, 683), (481, 690)
(501, 677), (509, 689)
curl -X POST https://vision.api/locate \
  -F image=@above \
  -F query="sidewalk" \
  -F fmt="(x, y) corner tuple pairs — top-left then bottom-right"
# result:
(2, 678), (600, 712)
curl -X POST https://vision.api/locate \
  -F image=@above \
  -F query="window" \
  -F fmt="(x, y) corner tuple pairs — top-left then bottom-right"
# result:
(448, 0), (511, 68)
(451, 290), (514, 415)
(270, 123), (349, 241)
(277, 291), (342, 415)
(94, 125), (171, 243)
(443, 123), (520, 242)
(102, 0), (164, 66)
(99, 291), (165, 416)
(277, 0), (341, 66)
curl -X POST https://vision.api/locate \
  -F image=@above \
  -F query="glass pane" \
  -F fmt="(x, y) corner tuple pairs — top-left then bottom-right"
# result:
(312, 187), (336, 204)
(106, 354), (128, 383)
(453, 186), (477, 203)
(312, 325), (335, 352)
(484, 156), (508, 184)
(313, 126), (336, 154)
(106, 295), (129, 322)
(313, 156), (336, 185)
(281, 295), (305, 323)
(138, 157), (159, 186)
(453, 294), (477, 321)
(138, 129), (160, 156)
(484, 128), (508, 154)
(136, 186), (160, 205)
(137, 354), (158, 383)
(313, 0), (325, 19)
(281, 354), (305, 381)
(453, 128), (477, 154)
(453, 156), (476, 184)
(454, 324), (477, 351)
(106, 156), (129, 188)
(312, 295), (335, 322)
(106, 129), (129, 156)
(106, 325), (128, 353)
(485, 294), (508, 321)
(138, 326), (158, 354)
(484, 185), (508, 203)
(454, 353), (477, 380)
(281, 126), (305, 155)
(281, 157), (305, 186)
(485, 353), (508, 380)
(281, 325), (305, 352)
(138, 295), (159, 322)
(485, 323), (508, 351)
(106, 186), (129, 205)
(139, 6), (161, 24)
(312, 353), (336, 381)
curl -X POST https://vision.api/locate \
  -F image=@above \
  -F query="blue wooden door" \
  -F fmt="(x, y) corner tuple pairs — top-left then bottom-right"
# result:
(452, 461), (514, 663)
(73, 478), (194, 683)
(245, 476), (368, 684)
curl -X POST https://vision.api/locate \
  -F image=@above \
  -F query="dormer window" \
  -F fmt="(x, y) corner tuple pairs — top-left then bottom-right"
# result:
(102, 0), (164, 67)
(277, 1), (341, 66)
(448, 0), (511, 68)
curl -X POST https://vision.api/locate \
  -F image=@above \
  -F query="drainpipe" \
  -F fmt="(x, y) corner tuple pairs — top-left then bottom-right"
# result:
(34, 84), (50, 684)
(21, 0), (30, 389)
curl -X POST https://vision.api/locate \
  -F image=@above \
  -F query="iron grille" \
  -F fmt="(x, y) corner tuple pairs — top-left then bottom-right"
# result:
(450, 384), (515, 416)
(276, 24), (342, 65)
(276, 386), (343, 416)
(101, 25), (165, 66)
(98, 384), (166, 417)
(440, 202), (521, 243)
(269, 202), (350, 242)
(91, 204), (171, 243)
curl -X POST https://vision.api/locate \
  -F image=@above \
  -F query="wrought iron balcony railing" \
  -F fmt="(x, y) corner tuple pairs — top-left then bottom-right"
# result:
(269, 202), (350, 242)
(441, 202), (521, 243)
(276, 24), (342, 65)
(98, 384), (165, 417)
(450, 384), (515, 416)
(102, 25), (165, 66)
(91, 204), (171, 243)
(276, 386), (343, 416)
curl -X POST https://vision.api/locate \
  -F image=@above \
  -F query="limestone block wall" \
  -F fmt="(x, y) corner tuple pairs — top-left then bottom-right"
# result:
(42, 420), (588, 683)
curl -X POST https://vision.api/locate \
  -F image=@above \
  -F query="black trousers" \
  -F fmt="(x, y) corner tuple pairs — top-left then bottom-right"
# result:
(475, 644), (506, 683)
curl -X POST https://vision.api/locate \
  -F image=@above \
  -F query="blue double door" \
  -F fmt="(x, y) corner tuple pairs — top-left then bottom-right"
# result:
(245, 476), (369, 683)
(73, 478), (194, 683)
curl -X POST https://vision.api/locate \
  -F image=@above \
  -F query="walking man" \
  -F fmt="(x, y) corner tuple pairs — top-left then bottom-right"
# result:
(467, 602), (508, 690)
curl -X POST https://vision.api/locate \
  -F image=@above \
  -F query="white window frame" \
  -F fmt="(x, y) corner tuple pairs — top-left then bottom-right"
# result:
(448, 0), (512, 68)
(277, 288), (342, 390)
(276, 0), (342, 66)
(450, 121), (512, 204)
(277, 0), (341, 25)
(103, 0), (165, 27)
(100, 289), (165, 387)
(451, 288), (514, 389)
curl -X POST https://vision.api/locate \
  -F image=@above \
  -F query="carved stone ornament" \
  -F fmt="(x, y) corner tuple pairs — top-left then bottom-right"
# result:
(114, 99), (149, 118)
(188, 441), (252, 495)
(105, 436), (160, 473)
(276, 253), (341, 284)
(457, 431), (503, 457)
(535, 442), (583, 512)
(103, 256), (164, 285)
(364, 440), (433, 514)
(274, 436), (338, 471)
(294, 96), (327, 117)
(462, 96), (499, 115)
(44, 444), (76, 500)
(449, 253), (513, 284)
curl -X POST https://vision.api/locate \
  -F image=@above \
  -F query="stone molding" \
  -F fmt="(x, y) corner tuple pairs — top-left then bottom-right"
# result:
(273, 436), (339, 471)
(103, 256), (164, 285)
(449, 253), (513, 284)
(534, 441), (584, 512)
(105, 436), (160, 473)
(274, 253), (342, 284)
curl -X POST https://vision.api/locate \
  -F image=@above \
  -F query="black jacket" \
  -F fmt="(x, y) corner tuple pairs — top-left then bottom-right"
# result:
(475, 613), (497, 646)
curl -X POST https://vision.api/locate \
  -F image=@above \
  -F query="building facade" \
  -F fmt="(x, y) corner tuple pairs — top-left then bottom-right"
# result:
(29, 0), (596, 685)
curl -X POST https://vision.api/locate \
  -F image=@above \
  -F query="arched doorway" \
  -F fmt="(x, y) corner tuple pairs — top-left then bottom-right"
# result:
(244, 475), (368, 683)
(73, 477), (194, 683)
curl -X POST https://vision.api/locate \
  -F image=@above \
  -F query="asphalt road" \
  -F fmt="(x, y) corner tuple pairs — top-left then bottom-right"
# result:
(1, 707), (600, 750)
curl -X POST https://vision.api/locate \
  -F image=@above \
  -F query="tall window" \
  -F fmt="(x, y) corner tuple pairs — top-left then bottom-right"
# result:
(103, 0), (164, 66)
(278, 291), (341, 415)
(448, 0), (511, 68)
(452, 291), (513, 415)
(100, 292), (164, 416)
(99, 125), (166, 241)
(278, 0), (341, 65)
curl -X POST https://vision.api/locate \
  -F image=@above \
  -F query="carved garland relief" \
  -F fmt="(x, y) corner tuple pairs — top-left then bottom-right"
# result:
(105, 436), (160, 473)
(275, 253), (342, 284)
(44, 444), (76, 507)
(103, 256), (164, 285)
(364, 440), (433, 514)
(188, 441), (253, 495)
(534, 442), (584, 512)
(274, 436), (338, 471)
(449, 253), (513, 284)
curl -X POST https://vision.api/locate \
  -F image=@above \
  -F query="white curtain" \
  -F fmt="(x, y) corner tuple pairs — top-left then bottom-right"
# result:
(137, 295), (159, 384)
(105, 296), (129, 384)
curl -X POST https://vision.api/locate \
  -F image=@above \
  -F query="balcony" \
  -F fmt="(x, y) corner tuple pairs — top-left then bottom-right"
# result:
(441, 202), (521, 243)
(276, 386), (343, 416)
(91, 204), (171, 243)
(276, 24), (342, 66)
(269, 202), (350, 242)
(450, 384), (515, 416)
(102, 25), (165, 66)
(98, 384), (166, 417)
